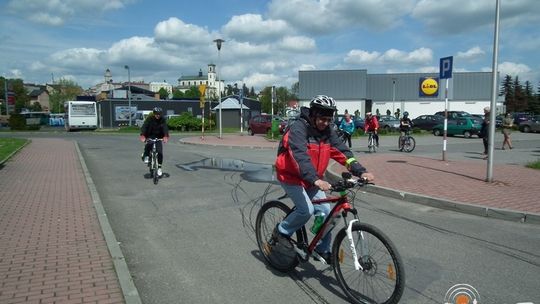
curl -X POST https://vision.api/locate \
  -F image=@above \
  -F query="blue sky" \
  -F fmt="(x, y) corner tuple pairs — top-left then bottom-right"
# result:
(1, 0), (539, 92)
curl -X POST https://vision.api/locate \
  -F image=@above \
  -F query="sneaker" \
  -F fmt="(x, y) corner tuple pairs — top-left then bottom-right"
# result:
(143, 156), (149, 164)
(272, 225), (293, 249)
(157, 167), (163, 176)
(314, 250), (332, 265)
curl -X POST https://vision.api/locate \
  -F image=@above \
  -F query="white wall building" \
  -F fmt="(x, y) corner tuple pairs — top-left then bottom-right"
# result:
(177, 64), (224, 100)
(149, 81), (173, 96)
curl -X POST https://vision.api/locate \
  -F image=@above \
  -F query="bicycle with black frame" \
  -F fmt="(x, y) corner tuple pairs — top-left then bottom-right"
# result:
(398, 127), (415, 152)
(145, 138), (163, 185)
(255, 172), (405, 304)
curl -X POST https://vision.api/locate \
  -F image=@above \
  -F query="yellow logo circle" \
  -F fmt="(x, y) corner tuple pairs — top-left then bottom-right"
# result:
(421, 78), (438, 96)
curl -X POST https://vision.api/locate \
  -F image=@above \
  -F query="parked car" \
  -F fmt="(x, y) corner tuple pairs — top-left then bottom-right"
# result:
(434, 111), (471, 119)
(377, 115), (400, 131)
(411, 114), (444, 131)
(513, 112), (533, 125)
(519, 115), (540, 133)
(432, 117), (483, 138)
(248, 114), (287, 135)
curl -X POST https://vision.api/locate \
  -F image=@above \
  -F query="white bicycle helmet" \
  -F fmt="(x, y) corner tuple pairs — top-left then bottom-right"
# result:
(309, 95), (336, 116)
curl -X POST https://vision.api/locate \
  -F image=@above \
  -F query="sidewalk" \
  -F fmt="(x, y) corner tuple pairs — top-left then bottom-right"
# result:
(0, 138), (140, 304)
(181, 134), (540, 224)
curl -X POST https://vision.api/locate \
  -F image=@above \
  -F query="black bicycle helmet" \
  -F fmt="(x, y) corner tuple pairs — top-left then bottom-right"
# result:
(153, 107), (163, 114)
(309, 95), (336, 117)
(403, 111), (409, 117)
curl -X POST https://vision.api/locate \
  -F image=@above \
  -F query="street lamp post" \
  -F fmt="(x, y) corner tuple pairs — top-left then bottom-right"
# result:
(392, 79), (396, 116)
(124, 65), (132, 126)
(213, 38), (225, 139)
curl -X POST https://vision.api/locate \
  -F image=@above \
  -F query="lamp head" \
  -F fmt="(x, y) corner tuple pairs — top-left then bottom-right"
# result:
(213, 38), (225, 50)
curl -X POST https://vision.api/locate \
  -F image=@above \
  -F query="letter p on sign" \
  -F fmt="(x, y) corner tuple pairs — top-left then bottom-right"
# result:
(440, 56), (453, 79)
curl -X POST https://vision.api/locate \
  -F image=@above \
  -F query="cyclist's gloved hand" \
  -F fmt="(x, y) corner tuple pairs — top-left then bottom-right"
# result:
(163, 136), (169, 144)
(139, 135), (146, 142)
(348, 161), (368, 178)
(359, 172), (375, 182)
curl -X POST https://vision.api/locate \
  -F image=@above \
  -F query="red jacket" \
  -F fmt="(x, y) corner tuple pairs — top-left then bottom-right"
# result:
(364, 116), (379, 132)
(275, 108), (366, 188)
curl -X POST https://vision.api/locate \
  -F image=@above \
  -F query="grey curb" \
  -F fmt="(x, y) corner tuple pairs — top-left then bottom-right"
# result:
(326, 168), (540, 225)
(75, 142), (143, 304)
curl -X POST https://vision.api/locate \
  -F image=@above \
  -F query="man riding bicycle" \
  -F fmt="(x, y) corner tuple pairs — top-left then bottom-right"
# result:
(364, 112), (379, 147)
(399, 112), (413, 135)
(273, 95), (374, 263)
(140, 107), (169, 177)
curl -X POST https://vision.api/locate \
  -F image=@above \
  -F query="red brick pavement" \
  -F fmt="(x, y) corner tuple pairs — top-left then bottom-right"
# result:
(330, 154), (540, 214)
(0, 138), (124, 304)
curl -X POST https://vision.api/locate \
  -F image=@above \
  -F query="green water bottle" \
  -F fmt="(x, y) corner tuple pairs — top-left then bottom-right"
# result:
(310, 212), (325, 234)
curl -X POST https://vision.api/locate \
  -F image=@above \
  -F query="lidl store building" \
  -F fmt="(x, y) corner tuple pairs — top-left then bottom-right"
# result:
(298, 70), (504, 118)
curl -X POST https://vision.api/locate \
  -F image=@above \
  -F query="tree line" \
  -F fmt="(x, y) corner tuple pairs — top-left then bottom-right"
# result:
(500, 75), (540, 114)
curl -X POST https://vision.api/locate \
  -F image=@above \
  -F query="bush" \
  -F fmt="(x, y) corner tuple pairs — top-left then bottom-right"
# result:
(8, 114), (26, 130)
(167, 112), (202, 131)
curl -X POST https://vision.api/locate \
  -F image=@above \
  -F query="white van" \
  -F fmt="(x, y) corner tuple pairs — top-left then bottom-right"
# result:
(135, 110), (152, 127)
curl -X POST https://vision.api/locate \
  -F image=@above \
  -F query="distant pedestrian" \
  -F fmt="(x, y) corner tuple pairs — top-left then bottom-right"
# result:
(501, 112), (514, 150)
(480, 107), (490, 159)
(339, 113), (355, 148)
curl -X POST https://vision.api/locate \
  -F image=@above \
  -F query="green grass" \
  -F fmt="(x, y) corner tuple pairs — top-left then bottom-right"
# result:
(526, 159), (540, 170)
(0, 138), (29, 162)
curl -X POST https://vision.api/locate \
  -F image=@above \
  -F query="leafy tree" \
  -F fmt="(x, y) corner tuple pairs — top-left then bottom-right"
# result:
(242, 83), (249, 97)
(158, 88), (169, 100)
(500, 75), (514, 112)
(183, 86), (201, 98)
(291, 81), (299, 98)
(30, 102), (43, 112)
(259, 86), (294, 115)
(513, 76), (526, 112)
(249, 86), (255, 97)
(172, 88), (184, 99)
(49, 79), (83, 113)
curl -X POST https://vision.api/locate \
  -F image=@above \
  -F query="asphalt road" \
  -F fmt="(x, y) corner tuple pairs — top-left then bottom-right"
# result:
(3, 130), (540, 303)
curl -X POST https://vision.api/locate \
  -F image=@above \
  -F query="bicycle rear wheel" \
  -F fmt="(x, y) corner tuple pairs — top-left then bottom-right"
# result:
(332, 223), (405, 304)
(255, 200), (301, 272)
(403, 136), (415, 152)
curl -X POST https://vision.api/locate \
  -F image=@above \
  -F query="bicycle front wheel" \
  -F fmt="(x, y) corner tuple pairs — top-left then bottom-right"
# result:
(332, 223), (405, 304)
(403, 136), (415, 152)
(255, 200), (300, 272)
(152, 154), (159, 185)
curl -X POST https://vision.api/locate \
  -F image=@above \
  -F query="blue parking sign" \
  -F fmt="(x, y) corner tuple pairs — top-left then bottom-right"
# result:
(439, 56), (453, 79)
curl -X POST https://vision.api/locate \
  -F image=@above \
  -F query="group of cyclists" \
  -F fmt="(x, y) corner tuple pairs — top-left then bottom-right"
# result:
(338, 110), (413, 150)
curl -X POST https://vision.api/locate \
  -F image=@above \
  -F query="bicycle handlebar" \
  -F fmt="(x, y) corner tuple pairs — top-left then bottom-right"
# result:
(145, 138), (163, 143)
(330, 172), (372, 192)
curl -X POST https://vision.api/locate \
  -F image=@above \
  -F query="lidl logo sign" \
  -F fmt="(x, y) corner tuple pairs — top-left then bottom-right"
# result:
(419, 77), (439, 97)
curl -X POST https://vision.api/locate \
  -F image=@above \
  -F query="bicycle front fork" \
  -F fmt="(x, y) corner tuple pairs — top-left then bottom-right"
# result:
(346, 219), (364, 271)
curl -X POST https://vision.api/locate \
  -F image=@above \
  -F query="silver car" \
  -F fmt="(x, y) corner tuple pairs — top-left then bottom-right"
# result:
(378, 115), (400, 131)
(519, 115), (540, 133)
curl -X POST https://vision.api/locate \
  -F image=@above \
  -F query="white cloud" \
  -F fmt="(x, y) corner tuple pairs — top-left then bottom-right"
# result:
(412, 0), (540, 34)
(222, 14), (290, 42)
(278, 36), (316, 52)
(456, 46), (485, 60)
(344, 50), (381, 64)
(268, 0), (415, 34)
(345, 47), (433, 65)
(497, 61), (531, 77)
(7, 0), (131, 26)
(154, 17), (213, 47)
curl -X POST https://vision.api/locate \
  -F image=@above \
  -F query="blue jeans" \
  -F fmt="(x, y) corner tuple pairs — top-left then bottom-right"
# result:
(277, 182), (332, 253)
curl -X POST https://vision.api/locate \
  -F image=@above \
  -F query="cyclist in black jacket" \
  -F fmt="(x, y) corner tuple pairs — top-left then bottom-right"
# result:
(139, 107), (169, 176)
